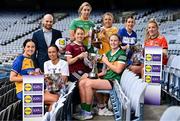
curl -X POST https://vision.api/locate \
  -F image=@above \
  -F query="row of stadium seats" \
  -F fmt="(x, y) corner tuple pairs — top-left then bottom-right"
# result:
(0, 77), (22, 120)
(96, 69), (147, 121)
(162, 55), (180, 103)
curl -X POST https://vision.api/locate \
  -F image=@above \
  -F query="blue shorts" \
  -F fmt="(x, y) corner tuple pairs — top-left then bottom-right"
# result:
(17, 91), (22, 100)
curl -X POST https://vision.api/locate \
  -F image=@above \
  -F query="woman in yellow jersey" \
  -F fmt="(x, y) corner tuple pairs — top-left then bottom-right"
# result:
(99, 12), (118, 55)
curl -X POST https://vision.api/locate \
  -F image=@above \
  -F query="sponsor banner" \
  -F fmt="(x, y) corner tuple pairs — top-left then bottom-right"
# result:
(23, 75), (44, 121)
(144, 47), (162, 83)
(144, 47), (162, 105)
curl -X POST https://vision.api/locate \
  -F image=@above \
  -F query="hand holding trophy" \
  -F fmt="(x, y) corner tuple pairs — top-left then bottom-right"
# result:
(88, 53), (102, 79)
(44, 72), (63, 93)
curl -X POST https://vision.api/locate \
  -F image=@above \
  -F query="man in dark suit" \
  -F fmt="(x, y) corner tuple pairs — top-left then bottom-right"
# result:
(32, 14), (62, 72)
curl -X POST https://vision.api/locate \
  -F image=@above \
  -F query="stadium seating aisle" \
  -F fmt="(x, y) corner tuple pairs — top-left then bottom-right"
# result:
(0, 77), (22, 121)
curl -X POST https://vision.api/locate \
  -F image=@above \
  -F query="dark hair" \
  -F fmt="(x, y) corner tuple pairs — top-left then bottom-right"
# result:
(124, 15), (134, 23)
(48, 44), (59, 52)
(23, 39), (36, 48)
(74, 27), (85, 33)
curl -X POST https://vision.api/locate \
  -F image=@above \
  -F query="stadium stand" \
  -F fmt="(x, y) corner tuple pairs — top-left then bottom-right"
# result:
(0, 8), (180, 121)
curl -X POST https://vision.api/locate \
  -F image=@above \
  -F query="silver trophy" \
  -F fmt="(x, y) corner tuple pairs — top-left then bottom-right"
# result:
(130, 43), (144, 66)
(88, 53), (102, 79)
(45, 72), (63, 93)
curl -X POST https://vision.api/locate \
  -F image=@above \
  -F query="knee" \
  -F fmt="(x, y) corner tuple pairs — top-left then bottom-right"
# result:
(79, 79), (86, 88)
(85, 81), (92, 89)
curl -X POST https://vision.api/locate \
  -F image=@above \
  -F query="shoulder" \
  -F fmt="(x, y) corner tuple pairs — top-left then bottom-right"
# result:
(52, 29), (61, 33)
(67, 42), (75, 47)
(72, 18), (81, 23)
(44, 60), (51, 65)
(14, 55), (24, 62)
(117, 50), (127, 61)
(132, 30), (137, 35)
(33, 29), (42, 35)
(12, 55), (24, 68)
(118, 49), (126, 55)
(158, 35), (166, 40)
(89, 20), (95, 25)
(120, 27), (126, 31)
(119, 27), (126, 34)
(60, 59), (68, 65)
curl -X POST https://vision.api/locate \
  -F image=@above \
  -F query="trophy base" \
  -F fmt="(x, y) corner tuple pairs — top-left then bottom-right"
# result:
(88, 72), (98, 79)
(50, 90), (60, 94)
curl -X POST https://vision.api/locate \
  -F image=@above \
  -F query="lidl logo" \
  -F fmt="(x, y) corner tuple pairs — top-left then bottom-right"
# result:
(24, 107), (32, 115)
(24, 83), (32, 91)
(145, 75), (151, 83)
(146, 54), (152, 61)
(59, 39), (65, 45)
(145, 65), (152, 72)
(24, 95), (32, 103)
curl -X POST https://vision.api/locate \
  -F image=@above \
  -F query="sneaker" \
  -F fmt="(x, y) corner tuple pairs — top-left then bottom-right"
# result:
(98, 107), (114, 116)
(73, 110), (84, 120)
(91, 106), (98, 115)
(73, 110), (93, 120)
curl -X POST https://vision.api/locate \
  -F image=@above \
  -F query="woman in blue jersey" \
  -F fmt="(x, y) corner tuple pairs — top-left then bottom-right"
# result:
(118, 15), (137, 66)
(118, 15), (137, 50)
(10, 39), (39, 100)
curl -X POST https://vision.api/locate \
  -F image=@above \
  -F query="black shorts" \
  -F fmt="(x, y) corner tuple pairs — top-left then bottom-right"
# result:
(68, 71), (84, 82)
(107, 79), (114, 88)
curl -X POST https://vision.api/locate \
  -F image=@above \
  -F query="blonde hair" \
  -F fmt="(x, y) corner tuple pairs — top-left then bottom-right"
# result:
(78, 2), (92, 15)
(145, 18), (160, 41)
(102, 12), (114, 21)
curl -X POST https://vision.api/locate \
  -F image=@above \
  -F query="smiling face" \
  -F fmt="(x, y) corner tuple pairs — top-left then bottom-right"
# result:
(80, 5), (91, 20)
(103, 14), (113, 28)
(42, 14), (53, 30)
(48, 46), (59, 61)
(74, 28), (85, 43)
(147, 22), (158, 37)
(125, 17), (135, 32)
(109, 35), (120, 50)
(23, 41), (36, 57)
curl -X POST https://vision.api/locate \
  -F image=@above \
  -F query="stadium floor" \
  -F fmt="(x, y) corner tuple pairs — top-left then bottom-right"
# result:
(83, 104), (168, 121)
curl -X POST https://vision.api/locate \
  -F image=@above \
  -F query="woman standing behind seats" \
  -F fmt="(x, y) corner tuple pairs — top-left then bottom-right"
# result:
(44, 45), (69, 111)
(99, 12), (118, 58)
(69, 2), (95, 48)
(118, 15), (137, 50)
(118, 15), (137, 66)
(144, 18), (168, 65)
(10, 39), (40, 100)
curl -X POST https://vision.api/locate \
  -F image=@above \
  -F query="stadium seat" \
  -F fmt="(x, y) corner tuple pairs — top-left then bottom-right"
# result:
(160, 106), (180, 121)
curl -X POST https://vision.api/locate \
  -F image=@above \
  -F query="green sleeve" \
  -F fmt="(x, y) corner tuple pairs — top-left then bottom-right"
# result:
(118, 51), (127, 63)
